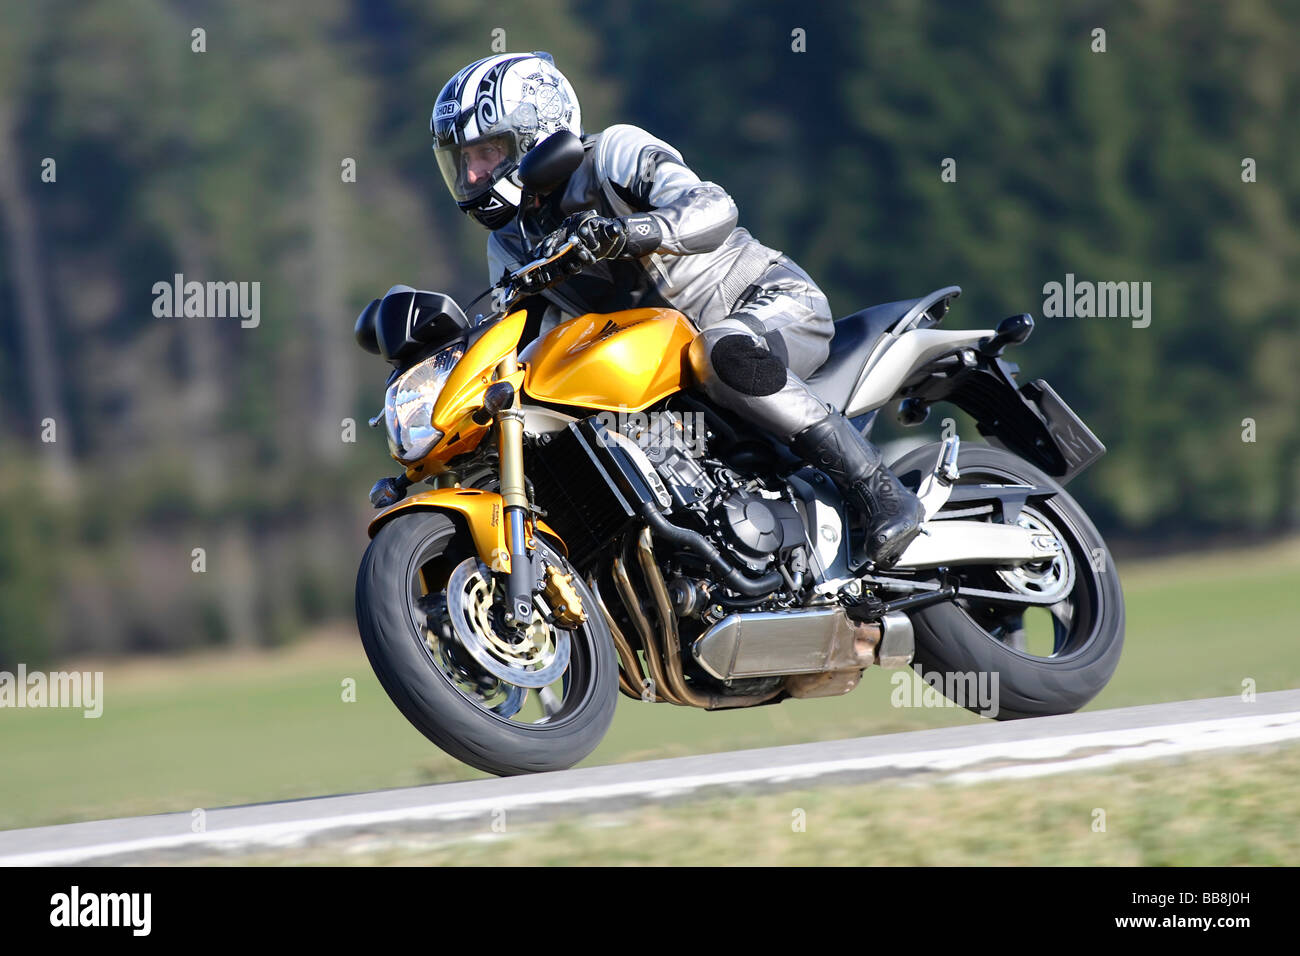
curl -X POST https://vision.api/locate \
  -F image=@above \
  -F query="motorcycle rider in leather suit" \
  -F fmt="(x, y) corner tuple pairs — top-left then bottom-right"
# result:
(432, 52), (924, 568)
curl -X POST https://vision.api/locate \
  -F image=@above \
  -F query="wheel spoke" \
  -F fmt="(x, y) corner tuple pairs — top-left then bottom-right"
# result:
(1003, 623), (1027, 651)
(492, 684), (527, 718)
(1048, 600), (1073, 628)
(1048, 600), (1074, 654)
(537, 685), (561, 718)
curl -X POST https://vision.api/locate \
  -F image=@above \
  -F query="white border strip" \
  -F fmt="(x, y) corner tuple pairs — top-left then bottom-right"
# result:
(5, 710), (1299, 866)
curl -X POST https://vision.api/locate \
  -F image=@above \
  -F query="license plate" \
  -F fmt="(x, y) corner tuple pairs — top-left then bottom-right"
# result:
(1021, 379), (1105, 483)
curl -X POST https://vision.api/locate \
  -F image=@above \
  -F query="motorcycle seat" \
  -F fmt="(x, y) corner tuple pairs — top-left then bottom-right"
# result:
(808, 286), (961, 411)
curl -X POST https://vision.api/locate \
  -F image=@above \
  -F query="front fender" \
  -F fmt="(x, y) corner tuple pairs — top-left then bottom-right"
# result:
(367, 488), (565, 572)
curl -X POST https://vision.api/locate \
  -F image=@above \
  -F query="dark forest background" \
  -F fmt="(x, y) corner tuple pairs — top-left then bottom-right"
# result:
(1, 0), (1297, 664)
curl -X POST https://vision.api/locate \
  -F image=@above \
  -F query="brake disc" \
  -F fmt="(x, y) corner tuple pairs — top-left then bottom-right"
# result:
(444, 557), (570, 689)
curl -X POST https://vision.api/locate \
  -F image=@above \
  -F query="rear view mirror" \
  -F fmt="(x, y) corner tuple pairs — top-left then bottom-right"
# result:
(354, 298), (382, 354)
(518, 131), (584, 194)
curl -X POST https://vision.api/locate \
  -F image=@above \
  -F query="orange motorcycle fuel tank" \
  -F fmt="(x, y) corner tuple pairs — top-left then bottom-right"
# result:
(520, 307), (698, 412)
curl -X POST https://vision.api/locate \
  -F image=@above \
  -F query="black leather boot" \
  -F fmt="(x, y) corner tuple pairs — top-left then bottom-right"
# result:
(792, 414), (925, 568)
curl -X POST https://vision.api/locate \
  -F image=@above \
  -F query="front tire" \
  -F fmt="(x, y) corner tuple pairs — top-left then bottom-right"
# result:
(890, 443), (1125, 720)
(356, 512), (619, 775)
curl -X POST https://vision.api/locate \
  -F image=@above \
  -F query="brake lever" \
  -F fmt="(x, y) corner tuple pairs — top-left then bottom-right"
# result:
(513, 235), (581, 279)
(493, 235), (583, 310)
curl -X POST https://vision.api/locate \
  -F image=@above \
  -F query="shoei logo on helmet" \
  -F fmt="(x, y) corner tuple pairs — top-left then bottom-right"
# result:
(435, 101), (458, 120)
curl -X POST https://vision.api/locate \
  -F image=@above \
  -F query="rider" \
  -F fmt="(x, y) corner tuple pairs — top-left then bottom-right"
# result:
(431, 52), (924, 568)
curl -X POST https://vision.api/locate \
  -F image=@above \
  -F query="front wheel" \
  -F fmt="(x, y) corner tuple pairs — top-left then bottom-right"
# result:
(890, 443), (1125, 720)
(356, 512), (619, 775)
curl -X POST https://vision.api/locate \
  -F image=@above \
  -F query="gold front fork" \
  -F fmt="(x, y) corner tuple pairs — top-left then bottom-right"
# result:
(495, 349), (527, 511)
(495, 349), (534, 625)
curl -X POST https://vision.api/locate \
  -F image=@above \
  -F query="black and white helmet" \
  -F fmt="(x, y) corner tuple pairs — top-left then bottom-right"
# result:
(432, 52), (582, 230)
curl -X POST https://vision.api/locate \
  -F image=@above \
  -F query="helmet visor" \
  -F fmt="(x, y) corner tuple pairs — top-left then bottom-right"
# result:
(434, 131), (520, 203)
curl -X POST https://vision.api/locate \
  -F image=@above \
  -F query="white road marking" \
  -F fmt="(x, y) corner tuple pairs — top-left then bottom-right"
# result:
(4, 704), (1298, 866)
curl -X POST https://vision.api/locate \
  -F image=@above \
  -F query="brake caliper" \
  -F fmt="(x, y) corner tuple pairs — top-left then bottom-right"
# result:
(542, 565), (586, 630)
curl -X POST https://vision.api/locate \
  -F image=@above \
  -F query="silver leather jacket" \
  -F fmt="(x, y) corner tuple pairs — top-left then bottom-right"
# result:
(486, 124), (784, 334)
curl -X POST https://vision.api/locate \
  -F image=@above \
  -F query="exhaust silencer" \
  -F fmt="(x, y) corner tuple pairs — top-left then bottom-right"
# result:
(691, 607), (882, 681)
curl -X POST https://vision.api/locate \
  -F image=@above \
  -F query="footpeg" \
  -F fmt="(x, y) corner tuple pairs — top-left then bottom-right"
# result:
(915, 435), (961, 520)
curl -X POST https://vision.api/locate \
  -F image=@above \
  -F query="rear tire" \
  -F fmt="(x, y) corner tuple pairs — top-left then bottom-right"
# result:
(889, 443), (1125, 720)
(356, 512), (619, 775)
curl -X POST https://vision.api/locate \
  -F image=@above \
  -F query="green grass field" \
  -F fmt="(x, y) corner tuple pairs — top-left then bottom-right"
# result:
(2, 537), (1298, 831)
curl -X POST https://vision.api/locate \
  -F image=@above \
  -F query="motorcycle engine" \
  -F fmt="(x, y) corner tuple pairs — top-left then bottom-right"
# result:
(624, 411), (809, 583)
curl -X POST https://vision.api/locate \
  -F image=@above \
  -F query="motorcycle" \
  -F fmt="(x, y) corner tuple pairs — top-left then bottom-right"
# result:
(353, 132), (1124, 776)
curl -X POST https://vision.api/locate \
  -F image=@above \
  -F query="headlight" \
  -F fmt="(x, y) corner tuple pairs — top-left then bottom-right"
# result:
(384, 343), (464, 462)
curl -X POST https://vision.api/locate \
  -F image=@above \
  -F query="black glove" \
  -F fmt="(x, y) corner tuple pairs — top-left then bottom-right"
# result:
(518, 225), (586, 294)
(562, 211), (663, 262)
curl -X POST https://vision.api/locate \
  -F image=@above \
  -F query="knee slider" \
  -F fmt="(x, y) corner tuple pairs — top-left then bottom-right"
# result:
(711, 333), (788, 397)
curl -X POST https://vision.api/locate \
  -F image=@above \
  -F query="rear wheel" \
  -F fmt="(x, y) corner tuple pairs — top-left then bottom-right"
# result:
(356, 512), (619, 775)
(890, 443), (1125, 720)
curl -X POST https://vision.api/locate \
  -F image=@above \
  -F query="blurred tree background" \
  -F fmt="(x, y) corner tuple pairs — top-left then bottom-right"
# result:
(0, 0), (1296, 665)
